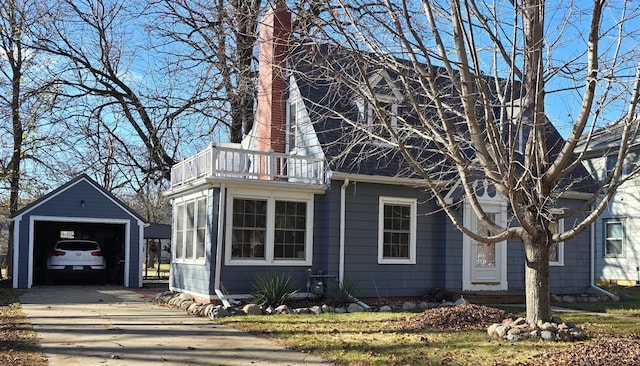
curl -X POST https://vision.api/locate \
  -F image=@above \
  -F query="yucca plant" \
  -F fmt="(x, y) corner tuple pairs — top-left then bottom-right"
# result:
(250, 272), (298, 307)
(326, 280), (361, 307)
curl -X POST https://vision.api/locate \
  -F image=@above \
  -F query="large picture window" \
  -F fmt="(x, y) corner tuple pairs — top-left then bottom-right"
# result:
(378, 196), (417, 264)
(174, 196), (207, 262)
(604, 219), (625, 257)
(226, 190), (313, 266)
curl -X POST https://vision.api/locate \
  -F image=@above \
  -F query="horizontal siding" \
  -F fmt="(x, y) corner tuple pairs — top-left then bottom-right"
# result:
(26, 180), (138, 220)
(341, 182), (439, 298)
(506, 198), (592, 294)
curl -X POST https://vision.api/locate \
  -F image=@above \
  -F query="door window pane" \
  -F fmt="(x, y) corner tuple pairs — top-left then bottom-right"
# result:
(476, 213), (496, 267)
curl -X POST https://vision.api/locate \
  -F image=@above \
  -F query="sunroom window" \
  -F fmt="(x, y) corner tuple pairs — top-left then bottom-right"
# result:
(226, 189), (313, 266)
(174, 196), (207, 262)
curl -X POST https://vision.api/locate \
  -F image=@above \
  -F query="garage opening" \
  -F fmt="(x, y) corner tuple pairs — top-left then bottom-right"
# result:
(33, 221), (126, 286)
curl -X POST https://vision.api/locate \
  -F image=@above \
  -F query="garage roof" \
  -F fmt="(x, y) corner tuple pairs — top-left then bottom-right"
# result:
(9, 174), (147, 223)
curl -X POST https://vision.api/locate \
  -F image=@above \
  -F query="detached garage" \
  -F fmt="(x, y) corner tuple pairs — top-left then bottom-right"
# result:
(9, 174), (146, 288)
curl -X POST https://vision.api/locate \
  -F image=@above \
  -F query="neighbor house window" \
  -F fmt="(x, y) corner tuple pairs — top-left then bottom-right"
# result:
(604, 219), (625, 257)
(226, 189), (313, 266)
(548, 219), (564, 266)
(605, 154), (617, 179)
(378, 196), (417, 264)
(174, 196), (207, 262)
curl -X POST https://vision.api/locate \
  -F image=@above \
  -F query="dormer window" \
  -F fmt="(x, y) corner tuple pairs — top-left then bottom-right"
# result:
(503, 99), (531, 154)
(367, 97), (398, 142)
(357, 70), (403, 144)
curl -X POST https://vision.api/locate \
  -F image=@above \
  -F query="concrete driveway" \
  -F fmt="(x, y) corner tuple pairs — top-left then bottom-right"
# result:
(19, 286), (330, 366)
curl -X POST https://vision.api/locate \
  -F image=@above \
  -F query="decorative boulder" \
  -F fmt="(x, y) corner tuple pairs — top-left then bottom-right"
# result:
(242, 303), (262, 315)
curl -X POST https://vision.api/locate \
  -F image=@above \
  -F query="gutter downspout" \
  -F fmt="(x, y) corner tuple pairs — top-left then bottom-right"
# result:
(590, 207), (619, 300)
(214, 184), (229, 306)
(339, 179), (349, 286)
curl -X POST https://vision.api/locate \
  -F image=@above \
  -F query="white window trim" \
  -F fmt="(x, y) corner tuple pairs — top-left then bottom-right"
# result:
(604, 219), (625, 258)
(378, 196), (417, 265)
(549, 218), (564, 266)
(172, 192), (208, 265)
(225, 188), (314, 266)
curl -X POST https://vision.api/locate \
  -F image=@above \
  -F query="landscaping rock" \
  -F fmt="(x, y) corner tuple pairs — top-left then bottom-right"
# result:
(402, 301), (417, 310)
(541, 330), (555, 341)
(309, 305), (322, 314)
(243, 303), (262, 315)
(379, 305), (392, 312)
(335, 307), (347, 313)
(506, 333), (523, 342)
(274, 304), (290, 314)
(347, 303), (365, 313)
(496, 325), (510, 338)
(321, 304), (332, 313)
(209, 306), (229, 319)
(561, 295), (575, 303)
(293, 307), (310, 314)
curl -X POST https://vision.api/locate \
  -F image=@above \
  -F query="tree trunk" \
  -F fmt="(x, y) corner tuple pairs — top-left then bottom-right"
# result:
(523, 235), (551, 324)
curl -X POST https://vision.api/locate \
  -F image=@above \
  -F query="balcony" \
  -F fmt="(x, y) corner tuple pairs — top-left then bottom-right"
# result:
(170, 143), (326, 188)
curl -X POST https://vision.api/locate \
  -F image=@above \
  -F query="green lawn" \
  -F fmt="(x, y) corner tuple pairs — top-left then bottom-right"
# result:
(553, 284), (640, 317)
(214, 307), (640, 366)
(141, 263), (170, 278)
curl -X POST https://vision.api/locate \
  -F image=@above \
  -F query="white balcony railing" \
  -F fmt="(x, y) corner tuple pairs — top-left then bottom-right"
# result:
(170, 144), (326, 187)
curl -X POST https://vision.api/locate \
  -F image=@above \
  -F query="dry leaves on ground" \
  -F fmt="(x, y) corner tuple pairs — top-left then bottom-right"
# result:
(518, 337), (640, 366)
(400, 303), (517, 331)
(0, 287), (47, 366)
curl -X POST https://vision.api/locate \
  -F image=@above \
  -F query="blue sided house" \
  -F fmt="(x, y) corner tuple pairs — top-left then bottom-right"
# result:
(165, 4), (598, 303)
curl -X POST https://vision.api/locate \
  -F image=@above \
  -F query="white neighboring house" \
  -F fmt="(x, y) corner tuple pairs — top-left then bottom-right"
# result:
(580, 122), (640, 285)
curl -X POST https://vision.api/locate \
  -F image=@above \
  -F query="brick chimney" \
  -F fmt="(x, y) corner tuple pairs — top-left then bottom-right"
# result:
(255, 2), (291, 155)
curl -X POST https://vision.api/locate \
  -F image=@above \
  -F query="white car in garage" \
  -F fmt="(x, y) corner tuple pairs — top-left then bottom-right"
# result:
(46, 239), (107, 283)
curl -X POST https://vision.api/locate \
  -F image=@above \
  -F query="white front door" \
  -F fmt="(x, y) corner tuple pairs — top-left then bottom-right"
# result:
(463, 202), (508, 291)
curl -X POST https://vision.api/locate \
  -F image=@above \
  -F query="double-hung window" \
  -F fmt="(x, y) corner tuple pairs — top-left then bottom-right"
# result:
(378, 196), (417, 264)
(548, 219), (564, 266)
(604, 219), (625, 257)
(174, 195), (207, 262)
(226, 189), (313, 265)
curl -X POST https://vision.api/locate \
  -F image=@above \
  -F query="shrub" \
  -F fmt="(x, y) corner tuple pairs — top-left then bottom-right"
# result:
(250, 272), (298, 307)
(326, 280), (361, 307)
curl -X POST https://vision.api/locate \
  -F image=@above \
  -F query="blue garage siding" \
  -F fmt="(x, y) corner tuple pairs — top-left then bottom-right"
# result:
(11, 176), (145, 289)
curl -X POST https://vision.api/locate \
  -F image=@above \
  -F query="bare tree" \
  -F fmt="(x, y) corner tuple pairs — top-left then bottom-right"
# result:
(149, 0), (262, 142)
(295, 0), (640, 323)
(33, 0), (220, 185)
(0, 0), (58, 278)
